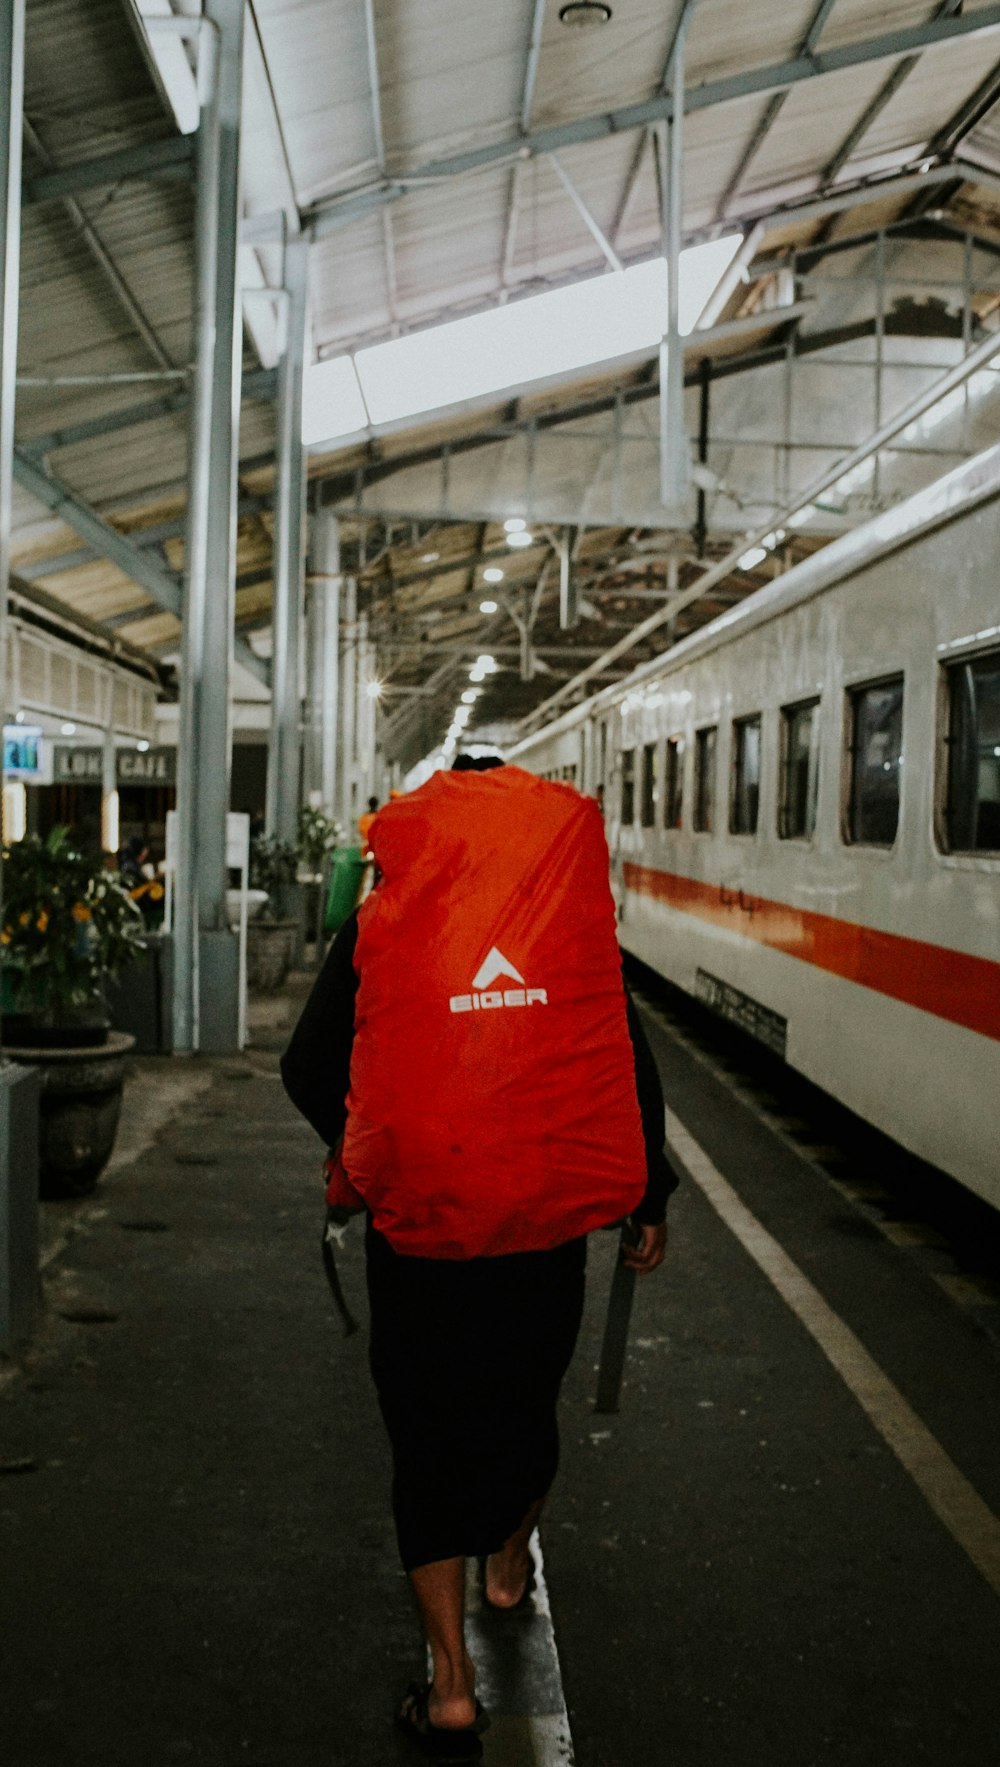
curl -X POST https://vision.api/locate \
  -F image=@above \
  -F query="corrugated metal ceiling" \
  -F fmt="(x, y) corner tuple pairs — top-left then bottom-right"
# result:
(9, 0), (1000, 753)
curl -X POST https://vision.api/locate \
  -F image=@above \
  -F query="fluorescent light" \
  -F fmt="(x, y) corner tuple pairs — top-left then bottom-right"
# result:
(504, 518), (527, 533)
(483, 567), (504, 583)
(507, 531), (534, 549)
(479, 600), (498, 614)
(303, 237), (742, 446)
(738, 547), (767, 571)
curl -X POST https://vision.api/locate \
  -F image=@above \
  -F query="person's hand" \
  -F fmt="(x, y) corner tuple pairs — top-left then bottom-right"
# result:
(622, 1220), (667, 1275)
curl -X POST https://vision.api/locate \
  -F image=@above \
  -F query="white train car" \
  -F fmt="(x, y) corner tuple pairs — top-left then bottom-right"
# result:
(512, 444), (1000, 1211)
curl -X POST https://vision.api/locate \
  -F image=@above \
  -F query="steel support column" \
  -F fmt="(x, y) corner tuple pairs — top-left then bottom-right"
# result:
(0, 0), (38, 1355)
(267, 235), (309, 845)
(356, 610), (375, 801)
(339, 575), (358, 831)
(659, 25), (689, 517)
(173, 0), (245, 1055)
(558, 529), (578, 629)
(306, 509), (341, 815)
(0, 0), (24, 1001)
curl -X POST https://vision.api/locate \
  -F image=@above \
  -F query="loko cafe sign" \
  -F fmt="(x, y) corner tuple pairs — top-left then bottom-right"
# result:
(54, 746), (176, 787)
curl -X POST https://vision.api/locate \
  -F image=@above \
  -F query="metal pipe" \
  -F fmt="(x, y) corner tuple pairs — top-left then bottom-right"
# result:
(659, 25), (689, 516)
(521, 314), (1000, 732)
(339, 575), (357, 830)
(695, 356), (710, 557)
(550, 155), (623, 273)
(0, 0), (25, 1066)
(172, 0), (244, 1055)
(267, 235), (309, 845)
(558, 528), (577, 629)
(306, 510), (341, 814)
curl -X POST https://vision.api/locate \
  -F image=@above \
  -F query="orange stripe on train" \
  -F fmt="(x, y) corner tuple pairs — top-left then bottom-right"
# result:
(622, 862), (1000, 1044)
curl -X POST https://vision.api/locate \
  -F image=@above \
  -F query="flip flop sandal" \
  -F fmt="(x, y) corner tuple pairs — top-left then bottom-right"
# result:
(478, 1554), (537, 1615)
(395, 1683), (487, 1762)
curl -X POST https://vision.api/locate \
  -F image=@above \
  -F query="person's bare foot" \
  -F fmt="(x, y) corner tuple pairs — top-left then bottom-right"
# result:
(484, 1546), (533, 1609)
(428, 1650), (477, 1729)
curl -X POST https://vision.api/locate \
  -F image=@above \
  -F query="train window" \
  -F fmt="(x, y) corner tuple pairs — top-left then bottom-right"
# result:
(640, 743), (658, 827)
(847, 678), (903, 845)
(621, 748), (636, 824)
(944, 650), (1000, 853)
(693, 726), (717, 832)
(664, 736), (685, 829)
(730, 715), (761, 836)
(779, 699), (820, 840)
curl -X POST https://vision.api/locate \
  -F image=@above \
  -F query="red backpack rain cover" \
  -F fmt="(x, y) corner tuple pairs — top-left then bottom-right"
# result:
(337, 766), (647, 1258)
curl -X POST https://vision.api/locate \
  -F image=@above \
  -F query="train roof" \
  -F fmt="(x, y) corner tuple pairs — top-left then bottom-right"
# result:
(511, 439), (1000, 752)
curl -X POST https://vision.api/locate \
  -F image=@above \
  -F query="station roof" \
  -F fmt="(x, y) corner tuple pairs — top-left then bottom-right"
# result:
(10, 0), (1000, 763)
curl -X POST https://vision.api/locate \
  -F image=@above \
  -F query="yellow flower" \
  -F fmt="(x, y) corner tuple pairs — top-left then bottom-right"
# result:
(0, 929), (11, 946)
(71, 902), (92, 924)
(36, 910), (49, 933)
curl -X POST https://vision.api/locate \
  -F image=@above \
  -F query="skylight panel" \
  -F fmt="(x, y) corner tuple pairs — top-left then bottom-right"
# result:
(303, 236), (742, 449)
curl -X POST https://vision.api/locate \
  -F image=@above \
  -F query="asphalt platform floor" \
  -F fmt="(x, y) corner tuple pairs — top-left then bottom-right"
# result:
(2, 972), (999, 1767)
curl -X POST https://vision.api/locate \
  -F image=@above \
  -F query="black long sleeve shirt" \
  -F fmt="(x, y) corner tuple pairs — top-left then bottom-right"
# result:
(280, 911), (678, 1225)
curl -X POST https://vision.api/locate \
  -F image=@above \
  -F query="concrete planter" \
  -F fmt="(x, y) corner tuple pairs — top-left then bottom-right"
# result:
(3, 1031), (136, 1199)
(246, 918), (298, 993)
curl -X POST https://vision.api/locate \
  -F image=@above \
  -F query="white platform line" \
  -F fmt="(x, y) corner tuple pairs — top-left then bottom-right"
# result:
(665, 1106), (1000, 1600)
(459, 1533), (575, 1764)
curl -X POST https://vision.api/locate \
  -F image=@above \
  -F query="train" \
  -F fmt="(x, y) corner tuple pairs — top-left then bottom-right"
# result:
(511, 443), (1000, 1212)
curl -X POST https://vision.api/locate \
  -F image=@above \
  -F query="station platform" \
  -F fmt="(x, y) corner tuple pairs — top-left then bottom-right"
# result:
(2, 974), (999, 1767)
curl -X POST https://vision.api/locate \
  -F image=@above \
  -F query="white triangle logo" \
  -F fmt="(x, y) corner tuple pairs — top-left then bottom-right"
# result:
(472, 947), (525, 990)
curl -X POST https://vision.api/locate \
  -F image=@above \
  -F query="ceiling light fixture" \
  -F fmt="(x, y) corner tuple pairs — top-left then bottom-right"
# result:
(479, 600), (498, 614)
(461, 689), (480, 704)
(420, 551), (439, 564)
(61, 722), (76, 736)
(483, 566), (504, 583)
(559, 2), (612, 24)
(503, 518), (526, 533)
(137, 740), (150, 753)
(365, 680), (384, 700)
(506, 530), (534, 549)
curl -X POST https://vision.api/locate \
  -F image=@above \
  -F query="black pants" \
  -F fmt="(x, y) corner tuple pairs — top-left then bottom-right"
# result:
(365, 1221), (587, 1572)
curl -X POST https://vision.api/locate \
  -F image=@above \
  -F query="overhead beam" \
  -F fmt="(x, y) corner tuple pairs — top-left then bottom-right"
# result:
(24, 133), (195, 205)
(307, 8), (1000, 238)
(12, 451), (182, 614)
(23, 117), (175, 373)
(714, 0), (843, 220)
(14, 488), (273, 584)
(518, 315), (1000, 733)
(17, 365), (276, 458)
(930, 56), (1000, 156)
(820, 1), (964, 189)
(612, 0), (701, 246)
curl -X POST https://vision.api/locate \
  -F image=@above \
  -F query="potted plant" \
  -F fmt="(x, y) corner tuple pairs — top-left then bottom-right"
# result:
(296, 804), (342, 949)
(0, 826), (145, 1196)
(245, 832), (300, 992)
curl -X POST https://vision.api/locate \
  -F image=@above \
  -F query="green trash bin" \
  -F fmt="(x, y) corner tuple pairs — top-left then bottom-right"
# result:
(324, 846), (367, 936)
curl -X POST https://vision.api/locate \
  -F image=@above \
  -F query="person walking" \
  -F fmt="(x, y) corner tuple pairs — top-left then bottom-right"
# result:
(281, 758), (677, 1761)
